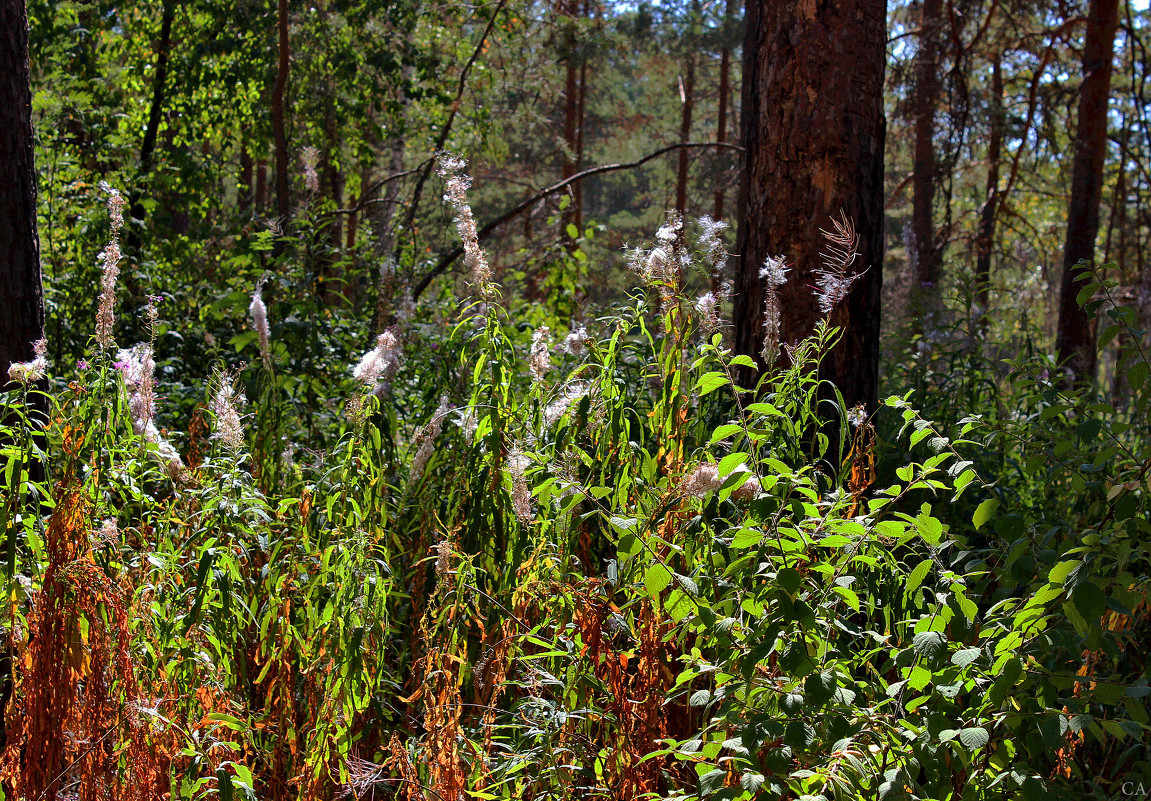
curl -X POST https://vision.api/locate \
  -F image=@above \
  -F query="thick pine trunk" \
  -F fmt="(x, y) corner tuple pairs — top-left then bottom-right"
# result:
(1054, 0), (1120, 383)
(733, 0), (886, 411)
(0, 0), (44, 757)
(0, 0), (44, 385)
(911, 0), (942, 289)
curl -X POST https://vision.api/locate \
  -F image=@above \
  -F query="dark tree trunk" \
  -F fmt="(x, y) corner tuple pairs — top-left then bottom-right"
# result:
(911, 0), (943, 289)
(1, 0), (44, 385)
(560, 0), (584, 235)
(125, 0), (174, 259)
(733, 0), (886, 412)
(712, 0), (737, 226)
(974, 57), (1003, 315)
(1055, 0), (1120, 383)
(271, 0), (291, 224)
(256, 158), (268, 212)
(239, 144), (253, 216)
(0, 0), (44, 757)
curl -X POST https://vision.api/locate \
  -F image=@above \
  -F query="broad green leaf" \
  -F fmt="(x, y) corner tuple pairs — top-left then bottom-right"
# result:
(696, 371), (730, 396)
(645, 563), (672, 595)
(972, 498), (999, 530)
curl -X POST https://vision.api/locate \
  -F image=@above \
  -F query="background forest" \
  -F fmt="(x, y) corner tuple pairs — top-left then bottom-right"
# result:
(1, 0), (1151, 798)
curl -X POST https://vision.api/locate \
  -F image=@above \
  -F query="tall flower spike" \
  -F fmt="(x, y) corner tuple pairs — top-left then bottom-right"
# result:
(814, 211), (862, 315)
(438, 154), (493, 296)
(210, 371), (246, 450)
(250, 285), (272, 369)
(760, 255), (789, 365)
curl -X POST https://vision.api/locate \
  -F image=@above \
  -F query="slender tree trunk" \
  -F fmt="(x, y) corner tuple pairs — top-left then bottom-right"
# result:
(911, 0), (942, 289)
(1055, 0), (1120, 383)
(560, 1), (582, 235)
(974, 57), (1003, 315)
(573, 56), (588, 230)
(271, 0), (291, 224)
(675, 56), (695, 217)
(239, 143), (253, 216)
(734, 0), (886, 411)
(126, 0), (175, 258)
(256, 158), (268, 212)
(713, 0), (737, 225)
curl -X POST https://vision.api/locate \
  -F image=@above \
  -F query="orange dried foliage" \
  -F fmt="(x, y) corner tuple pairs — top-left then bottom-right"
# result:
(1, 484), (169, 801)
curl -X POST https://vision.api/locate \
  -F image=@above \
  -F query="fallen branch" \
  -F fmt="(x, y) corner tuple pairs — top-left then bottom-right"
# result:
(411, 140), (744, 300)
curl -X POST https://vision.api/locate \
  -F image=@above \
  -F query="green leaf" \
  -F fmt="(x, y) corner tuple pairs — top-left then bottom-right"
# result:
(689, 689), (711, 706)
(906, 559), (932, 594)
(1048, 560), (1078, 586)
(913, 631), (947, 658)
(777, 567), (802, 596)
(908, 665), (932, 691)
(952, 647), (981, 667)
(731, 528), (763, 549)
(833, 586), (861, 611)
(729, 354), (756, 369)
(708, 424), (743, 446)
(696, 371), (730, 396)
(958, 727), (990, 749)
(645, 563), (672, 595)
(972, 498), (999, 530)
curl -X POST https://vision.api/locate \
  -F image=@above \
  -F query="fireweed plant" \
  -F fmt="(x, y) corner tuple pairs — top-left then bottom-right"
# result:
(0, 167), (1148, 800)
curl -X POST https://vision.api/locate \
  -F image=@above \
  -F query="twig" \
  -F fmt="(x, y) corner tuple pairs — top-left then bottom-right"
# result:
(411, 140), (745, 299)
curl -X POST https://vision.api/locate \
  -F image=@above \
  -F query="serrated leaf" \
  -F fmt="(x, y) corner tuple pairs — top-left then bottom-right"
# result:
(913, 631), (947, 658)
(952, 647), (982, 667)
(729, 354), (756, 369)
(908, 665), (932, 691)
(645, 563), (672, 595)
(731, 528), (763, 549)
(958, 727), (989, 749)
(689, 688), (711, 706)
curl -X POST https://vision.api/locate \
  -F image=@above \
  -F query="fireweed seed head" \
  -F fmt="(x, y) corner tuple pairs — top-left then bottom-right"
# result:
(353, 330), (402, 391)
(847, 403), (868, 429)
(760, 255), (789, 288)
(209, 371), (246, 450)
(249, 285), (272, 369)
(95, 241), (122, 350)
(544, 381), (589, 427)
(562, 325), (589, 357)
(507, 448), (533, 525)
(695, 292), (721, 335)
(301, 146), (321, 193)
(437, 154), (494, 296)
(761, 291), (782, 366)
(529, 327), (552, 382)
(697, 216), (729, 276)
(680, 462), (722, 498)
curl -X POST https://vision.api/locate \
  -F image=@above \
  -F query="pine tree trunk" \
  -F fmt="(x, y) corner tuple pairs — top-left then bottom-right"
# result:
(675, 55), (695, 217)
(974, 58), (1003, 315)
(733, 0), (886, 411)
(911, 0), (942, 289)
(712, 0), (737, 226)
(0, 0), (44, 755)
(1054, 0), (1120, 383)
(271, 0), (291, 224)
(0, 0), (44, 386)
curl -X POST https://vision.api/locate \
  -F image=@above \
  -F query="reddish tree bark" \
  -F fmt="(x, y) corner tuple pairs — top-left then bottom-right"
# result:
(712, 0), (737, 226)
(911, 0), (943, 289)
(0, 0), (44, 385)
(733, 0), (886, 411)
(1054, 0), (1120, 383)
(271, 0), (291, 223)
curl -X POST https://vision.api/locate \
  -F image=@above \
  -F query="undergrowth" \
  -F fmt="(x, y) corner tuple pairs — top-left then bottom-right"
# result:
(1, 175), (1149, 800)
